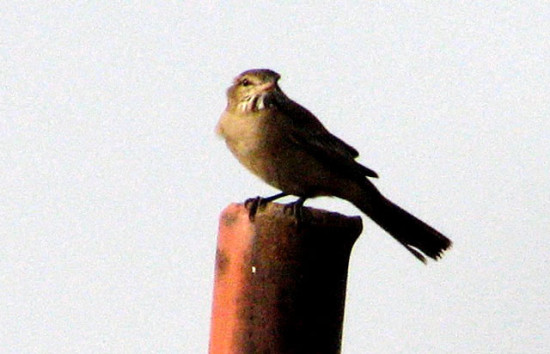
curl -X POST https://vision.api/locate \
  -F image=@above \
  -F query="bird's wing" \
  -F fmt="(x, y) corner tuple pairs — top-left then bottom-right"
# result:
(273, 95), (378, 178)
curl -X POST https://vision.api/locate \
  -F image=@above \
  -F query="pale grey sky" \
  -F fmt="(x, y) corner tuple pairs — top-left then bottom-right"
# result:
(2, 2), (549, 353)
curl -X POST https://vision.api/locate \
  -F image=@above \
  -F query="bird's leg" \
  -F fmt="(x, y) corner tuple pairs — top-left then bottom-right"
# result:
(283, 196), (309, 224)
(245, 192), (288, 220)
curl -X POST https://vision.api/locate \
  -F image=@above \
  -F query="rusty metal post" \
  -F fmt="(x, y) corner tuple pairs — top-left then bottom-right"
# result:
(209, 202), (362, 354)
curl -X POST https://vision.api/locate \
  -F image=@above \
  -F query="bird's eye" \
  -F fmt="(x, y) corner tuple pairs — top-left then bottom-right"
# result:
(241, 78), (251, 86)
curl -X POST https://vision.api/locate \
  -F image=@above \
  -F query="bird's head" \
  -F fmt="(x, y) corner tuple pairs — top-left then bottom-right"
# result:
(226, 69), (282, 113)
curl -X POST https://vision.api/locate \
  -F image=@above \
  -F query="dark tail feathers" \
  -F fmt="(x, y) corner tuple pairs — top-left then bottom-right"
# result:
(359, 196), (452, 263)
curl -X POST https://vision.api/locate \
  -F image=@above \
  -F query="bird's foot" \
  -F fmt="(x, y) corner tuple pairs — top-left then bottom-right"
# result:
(244, 196), (267, 220)
(283, 197), (309, 226)
(244, 192), (288, 220)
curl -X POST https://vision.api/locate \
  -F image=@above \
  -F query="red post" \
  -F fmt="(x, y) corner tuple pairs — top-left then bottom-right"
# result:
(209, 203), (362, 354)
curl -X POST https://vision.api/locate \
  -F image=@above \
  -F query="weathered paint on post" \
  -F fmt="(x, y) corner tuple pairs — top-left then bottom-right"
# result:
(209, 203), (362, 354)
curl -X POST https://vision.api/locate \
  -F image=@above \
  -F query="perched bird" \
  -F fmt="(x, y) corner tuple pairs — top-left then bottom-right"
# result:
(216, 69), (452, 262)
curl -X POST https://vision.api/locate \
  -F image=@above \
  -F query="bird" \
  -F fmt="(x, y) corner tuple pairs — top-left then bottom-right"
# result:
(216, 69), (452, 263)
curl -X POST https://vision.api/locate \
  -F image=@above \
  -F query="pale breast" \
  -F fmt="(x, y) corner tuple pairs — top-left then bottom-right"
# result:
(217, 110), (276, 181)
(218, 111), (261, 156)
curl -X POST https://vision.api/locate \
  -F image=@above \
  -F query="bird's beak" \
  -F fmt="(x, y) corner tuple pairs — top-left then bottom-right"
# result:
(258, 81), (276, 92)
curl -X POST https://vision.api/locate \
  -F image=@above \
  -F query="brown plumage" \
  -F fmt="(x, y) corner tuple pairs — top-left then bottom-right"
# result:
(217, 69), (452, 262)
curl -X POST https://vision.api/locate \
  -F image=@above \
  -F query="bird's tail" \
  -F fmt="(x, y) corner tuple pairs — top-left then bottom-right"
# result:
(350, 187), (452, 263)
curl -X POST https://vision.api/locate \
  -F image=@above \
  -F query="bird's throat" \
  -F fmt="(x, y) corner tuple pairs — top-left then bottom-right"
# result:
(238, 93), (269, 113)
